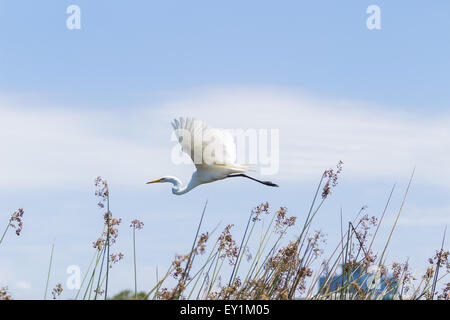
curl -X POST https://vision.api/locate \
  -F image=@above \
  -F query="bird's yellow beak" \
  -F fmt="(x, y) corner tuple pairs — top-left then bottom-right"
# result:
(146, 178), (163, 184)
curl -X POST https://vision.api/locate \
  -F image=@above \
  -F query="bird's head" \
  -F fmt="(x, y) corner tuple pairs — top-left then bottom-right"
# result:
(146, 176), (181, 186)
(146, 177), (168, 184)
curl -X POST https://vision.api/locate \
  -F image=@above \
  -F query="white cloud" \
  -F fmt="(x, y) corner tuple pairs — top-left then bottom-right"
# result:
(0, 260), (31, 297)
(15, 280), (32, 290)
(155, 87), (450, 185)
(397, 205), (450, 227)
(0, 86), (449, 191)
(0, 103), (170, 190)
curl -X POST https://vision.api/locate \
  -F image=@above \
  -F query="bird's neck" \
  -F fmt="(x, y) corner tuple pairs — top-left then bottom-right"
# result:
(166, 176), (196, 195)
(173, 183), (189, 195)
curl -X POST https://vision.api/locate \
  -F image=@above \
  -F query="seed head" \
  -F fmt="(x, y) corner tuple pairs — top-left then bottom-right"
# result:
(9, 208), (24, 236)
(130, 219), (144, 230)
(51, 283), (63, 299)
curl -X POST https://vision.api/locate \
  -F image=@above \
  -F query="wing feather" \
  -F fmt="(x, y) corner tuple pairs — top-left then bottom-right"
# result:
(172, 117), (239, 168)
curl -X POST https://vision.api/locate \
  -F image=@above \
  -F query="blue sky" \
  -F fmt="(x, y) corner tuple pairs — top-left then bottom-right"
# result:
(0, 1), (449, 299)
(1, 1), (450, 108)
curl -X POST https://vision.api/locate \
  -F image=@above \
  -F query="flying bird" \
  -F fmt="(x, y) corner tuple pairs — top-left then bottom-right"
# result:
(147, 117), (278, 195)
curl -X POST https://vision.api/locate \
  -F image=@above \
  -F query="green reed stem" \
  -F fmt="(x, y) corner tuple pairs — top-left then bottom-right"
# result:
(44, 242), (55, 300)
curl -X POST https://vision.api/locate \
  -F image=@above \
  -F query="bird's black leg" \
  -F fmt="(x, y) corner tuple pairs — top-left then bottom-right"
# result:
(226, 174), (279, 187)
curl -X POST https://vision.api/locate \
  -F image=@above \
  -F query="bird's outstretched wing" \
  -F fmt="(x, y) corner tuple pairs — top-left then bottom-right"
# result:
(171, 117), (237, 168)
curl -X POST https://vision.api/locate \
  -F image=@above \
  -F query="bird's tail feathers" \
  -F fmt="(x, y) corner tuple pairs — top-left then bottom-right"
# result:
(229, 164), (255, 173)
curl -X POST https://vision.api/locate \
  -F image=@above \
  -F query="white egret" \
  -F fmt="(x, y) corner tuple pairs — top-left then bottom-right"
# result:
(147, 117), (278, 195)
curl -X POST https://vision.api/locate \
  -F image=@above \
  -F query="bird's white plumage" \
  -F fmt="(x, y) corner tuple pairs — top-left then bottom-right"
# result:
(147, 117), (277, 195)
